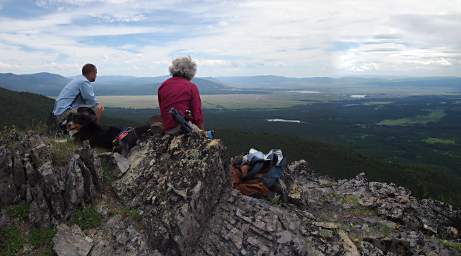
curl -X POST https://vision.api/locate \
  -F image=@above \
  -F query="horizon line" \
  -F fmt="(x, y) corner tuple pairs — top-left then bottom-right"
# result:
(1, 72), (460, 79)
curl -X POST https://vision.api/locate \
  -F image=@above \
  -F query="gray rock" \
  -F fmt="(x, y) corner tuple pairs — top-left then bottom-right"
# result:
(113, 134), (228, 255)
(113, 153), (130, 176)
(0, 133), (101, 226)
(2, 130), (461, 256)
(53, 224), (93, 256)
(89, 214), (153, 256)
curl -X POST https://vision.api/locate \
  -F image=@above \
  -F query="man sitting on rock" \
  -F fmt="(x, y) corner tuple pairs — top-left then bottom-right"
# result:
(158, 56), (204, 135)
(53, 63), (104, 127)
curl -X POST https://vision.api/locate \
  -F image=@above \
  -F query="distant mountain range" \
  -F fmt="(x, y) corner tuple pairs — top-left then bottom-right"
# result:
(0, 72), (70, 96)
(0, 72), (234, 96)
(213, 75), (461, 89)
(0, 72), (460, 96)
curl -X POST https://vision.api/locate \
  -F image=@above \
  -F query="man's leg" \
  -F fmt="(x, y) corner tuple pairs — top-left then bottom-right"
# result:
(94, 103), (104, 124)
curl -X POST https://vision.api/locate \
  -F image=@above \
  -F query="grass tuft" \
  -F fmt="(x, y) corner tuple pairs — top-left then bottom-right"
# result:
(441, 240), (461, 253)
(0, 226), (24, 256)
(119, 208), (142, 222)
(100, 158), (114, 186)
(270, 195), (282, 206)
(29, 227), (56, 248)
(49, 139), (78, 166)
(73, 207), (102, 230)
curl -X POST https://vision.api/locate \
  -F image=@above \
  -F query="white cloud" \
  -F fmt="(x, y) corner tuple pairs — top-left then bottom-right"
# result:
(0, 0), (460, 76)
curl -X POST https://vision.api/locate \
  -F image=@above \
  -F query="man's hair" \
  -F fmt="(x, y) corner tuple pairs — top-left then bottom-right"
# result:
(169, 56), (197, 80)
(82, 63), (97, 75)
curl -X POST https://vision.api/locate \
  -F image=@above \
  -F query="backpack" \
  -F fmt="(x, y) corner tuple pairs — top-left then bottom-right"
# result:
(231, 149), (287, 198)
(112, 128), (139, 157)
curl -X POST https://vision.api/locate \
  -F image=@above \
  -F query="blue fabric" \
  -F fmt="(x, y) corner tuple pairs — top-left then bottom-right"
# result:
(261, 156), (287, 188)
(53, 75), (98, 116)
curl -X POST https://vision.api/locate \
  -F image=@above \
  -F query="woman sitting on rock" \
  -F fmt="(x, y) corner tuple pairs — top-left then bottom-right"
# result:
(158, 56), (204, 134)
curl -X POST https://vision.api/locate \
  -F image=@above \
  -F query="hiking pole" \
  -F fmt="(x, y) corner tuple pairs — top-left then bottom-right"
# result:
(169, 107), (193, 133)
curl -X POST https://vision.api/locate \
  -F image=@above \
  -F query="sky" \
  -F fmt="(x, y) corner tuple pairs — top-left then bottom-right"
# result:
(0, 0), (460, 77)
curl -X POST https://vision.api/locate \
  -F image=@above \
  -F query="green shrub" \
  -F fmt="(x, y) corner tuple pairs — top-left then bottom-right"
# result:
(29, 227), (56, 248)
(73, 207), (102, 230)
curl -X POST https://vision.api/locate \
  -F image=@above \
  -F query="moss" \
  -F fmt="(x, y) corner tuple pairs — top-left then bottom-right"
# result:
(0, 226), (24, 256)
(6, 202), (30, 221)
(49, 139), (78, 166)
(441, 240), (461, 253)
(73, 207), (102, 230)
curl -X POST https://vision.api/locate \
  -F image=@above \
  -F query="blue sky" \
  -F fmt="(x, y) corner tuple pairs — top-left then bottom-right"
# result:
(0, 0), (460, 77)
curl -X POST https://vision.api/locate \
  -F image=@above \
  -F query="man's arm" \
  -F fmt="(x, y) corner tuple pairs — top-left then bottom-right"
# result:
(190, 84), (204, 129)
(79, 81), (98, 106)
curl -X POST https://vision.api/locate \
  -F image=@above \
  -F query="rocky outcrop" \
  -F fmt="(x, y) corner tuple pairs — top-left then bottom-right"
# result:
(0, 132), (101, 227)
(1, 131), (460, 255)
(113, 134), (228, 255)
(112, 133), (461, 256)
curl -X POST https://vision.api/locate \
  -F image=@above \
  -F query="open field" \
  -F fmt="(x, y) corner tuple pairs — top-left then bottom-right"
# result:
(97, 84), (461, 110)
(98, 94), (307, 109)
(377, 109), (446, 126)
(422, 137), (456, 145)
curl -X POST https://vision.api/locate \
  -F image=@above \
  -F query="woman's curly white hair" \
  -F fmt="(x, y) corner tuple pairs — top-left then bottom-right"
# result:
(169, 56), (197, 80)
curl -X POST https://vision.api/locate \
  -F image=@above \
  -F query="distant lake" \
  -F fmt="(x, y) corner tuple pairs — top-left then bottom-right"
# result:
(350, 94), (367, 98)
(288, 90), (321, 94)
(266, 119), (302, 123)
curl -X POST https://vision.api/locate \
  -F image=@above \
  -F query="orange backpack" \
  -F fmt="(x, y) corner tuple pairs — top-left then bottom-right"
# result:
(231, 162), (271, 197)
(231, 149), (286, 198)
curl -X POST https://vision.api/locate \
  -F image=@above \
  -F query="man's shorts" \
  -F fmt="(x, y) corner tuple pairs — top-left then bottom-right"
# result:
(55, 104), (99, 126)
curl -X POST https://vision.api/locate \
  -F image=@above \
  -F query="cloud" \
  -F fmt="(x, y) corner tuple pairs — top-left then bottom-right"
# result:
(0, 0), (460, 76)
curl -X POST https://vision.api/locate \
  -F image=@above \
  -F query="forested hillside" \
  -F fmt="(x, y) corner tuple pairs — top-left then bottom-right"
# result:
(0, 87), (54, 129)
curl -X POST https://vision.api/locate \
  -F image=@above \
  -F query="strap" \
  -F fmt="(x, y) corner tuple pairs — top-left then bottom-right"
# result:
(113, 128), (131, 145)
